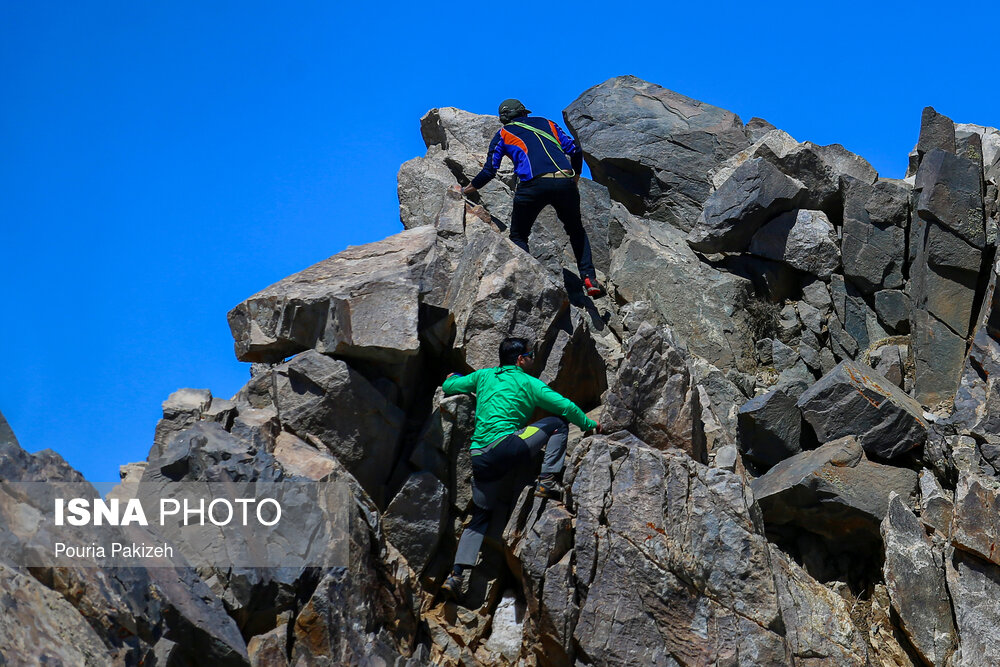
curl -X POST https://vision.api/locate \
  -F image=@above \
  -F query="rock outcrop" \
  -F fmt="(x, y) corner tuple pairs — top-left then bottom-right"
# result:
(7, 77), (1000, 666)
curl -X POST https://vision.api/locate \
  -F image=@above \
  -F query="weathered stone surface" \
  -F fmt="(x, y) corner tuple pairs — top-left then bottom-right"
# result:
(611, 209), (754, 371)
(749, 208), (840, 276)
(912, 308), (968, 409)
(952, 255), (1000, 435)
(946, 548), (1000, 667)
(538, 309), (608, 414)
(797, 360), (927, 459)
(917, 106), (957, 157)
(271, 350), (404, 506)
(228, 226), (451, 364)
(916, 148), (985, 249)
(868, 343), (904, 387)
(920, 469), (954, 538)
(410, 391), (476, 517)
(710, 128), (800, 188)
(397, 154), (459, 230)
(153, 387), (213, 452)
(952, 467), (1000, 568)
(687, 157), (807, 253)
(444, 219), (567, 371)
(569, 432), (868, 665)
(272, 431), (337, 481)
(564, 75), (749, 230)
(841, 178), (908, 294)
(601, 323), (704, 461)
(382, 471), (448, 577)
(771, 141), (878, 213)
(880, 493), (957, 666)
(0, 561), (114, 666)
(737, 386), (803, 472)
(744, 117), (777, 142)
(753, 436), (919, 558)
(874, 289), (910, 332)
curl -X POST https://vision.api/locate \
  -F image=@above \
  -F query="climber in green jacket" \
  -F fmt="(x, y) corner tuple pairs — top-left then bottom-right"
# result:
(439, 337), (600, 599)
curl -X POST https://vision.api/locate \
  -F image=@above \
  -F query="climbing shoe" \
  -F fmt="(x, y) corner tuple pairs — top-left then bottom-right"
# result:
(440, 572), (463, 600)
(535, 475), (563, 500)
(584, 277), (604, 298)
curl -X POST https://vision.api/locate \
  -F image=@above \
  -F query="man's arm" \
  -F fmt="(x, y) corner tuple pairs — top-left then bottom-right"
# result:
(465, 131), (504, 193)
(442, 370), (478, 395)
(529, 378), (598, 431)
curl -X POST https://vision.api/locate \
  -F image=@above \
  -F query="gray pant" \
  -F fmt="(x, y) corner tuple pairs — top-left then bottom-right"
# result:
(454, 416), (568, 568)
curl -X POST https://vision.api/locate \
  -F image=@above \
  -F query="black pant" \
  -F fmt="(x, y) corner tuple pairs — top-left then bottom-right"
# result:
(510, 177), (596, 279)
(453, 417), (569, 568)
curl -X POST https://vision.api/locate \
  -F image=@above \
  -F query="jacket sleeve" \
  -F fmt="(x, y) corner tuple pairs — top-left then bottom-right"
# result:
(529, 378), (597, 431)
(442, 370), (479, 395)
(552, 122), (583, 175)
(470, 131), (504, 189)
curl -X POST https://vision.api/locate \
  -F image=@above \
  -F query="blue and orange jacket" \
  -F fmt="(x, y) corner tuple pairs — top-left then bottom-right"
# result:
(470, 116), (584, 189)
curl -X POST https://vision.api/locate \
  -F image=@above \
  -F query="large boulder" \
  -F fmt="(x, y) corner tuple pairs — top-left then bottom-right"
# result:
(687, 157), (807, 253)
(952, 254), (1000, 435)
(610, 209), (755, 371)
(227, 226), (452, 365)
(737, 386), (804, 472)
(443, 219), (568, 371)
(748, 208), (840, 277)
(568, 432), (869, 665)
(270, 350), (405, 506)
(601, 322), (705, 461)
(880, 493), (957, 667)
(752, 436), (919, 560)
(841, 178), (909, 295)
(796, 360), (927, 459)
(382, 471), (448, 577)
(916, 148), (986, 249)
(563, 75), (749, 230)
(945, 549), (1000, 667)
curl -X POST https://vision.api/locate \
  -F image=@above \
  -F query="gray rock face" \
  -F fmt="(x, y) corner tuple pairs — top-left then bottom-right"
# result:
(444, 219), (568, 371)
(771, 141), (878, 213)
(946, 549), (1000, 667)
(753, 436), (919, 559)
(952, 255), (1000, 435)
(611, 209), (755, 371)
(841, 178), (909, 294)
(749, 209), (840, 276)
(564, 75), (749, 230)
(601, 323), (705, 461)
(153, 387), (213, 452)
(917, 106), (957, 156)
(569, 433), (868, 666)
(880, 493), (957, 666)
(228, 226), (451, 365)
(382, 471), (448, 577)
(796, 360), (927, 459)
(271, 350), (404, 506)
(874, 289), (910, 332)
(687, 157), (808, 253)
(737, 386), (803, 472)
(952, 467), (1000, 569)
(916, 148), (985, 249)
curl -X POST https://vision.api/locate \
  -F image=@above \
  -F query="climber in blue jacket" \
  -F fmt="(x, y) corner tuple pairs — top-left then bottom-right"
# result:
(454, 99), (605, 298)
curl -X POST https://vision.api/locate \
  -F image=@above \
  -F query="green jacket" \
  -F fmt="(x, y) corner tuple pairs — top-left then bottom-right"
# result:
(442, 365), (597, 450)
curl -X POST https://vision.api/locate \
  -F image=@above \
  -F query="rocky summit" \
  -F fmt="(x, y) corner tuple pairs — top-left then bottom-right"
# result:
(4, 75), (1000, 666)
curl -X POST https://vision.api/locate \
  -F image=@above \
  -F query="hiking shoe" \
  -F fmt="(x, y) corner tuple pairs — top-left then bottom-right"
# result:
(584, 277), (604, 297)
(535, 476), (563, 500)
(440, 572), (463, 599)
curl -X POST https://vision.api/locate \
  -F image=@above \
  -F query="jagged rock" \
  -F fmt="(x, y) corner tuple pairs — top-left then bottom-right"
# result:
(382, 471), (448, 577)
(247, 623), (289, 667)
(0, 561), (114, 665)
(270, 350), (403, 506)
(917, 106), (957, 156)
(841, 178), (909, 294)
(748, 208), (840, 276)
(230, 406), (280, 454)
(946, 548), (1000, 667)
(610, 209), (755, 371)
(874, 289), (910, 332)
(744, 117), (777, 142)
(690, 357), (745, 449)
(444, 219), (567, 371)
(687, 157), (807, 253)
(752, 436), (919, 560)
(711, 128), (800, 189)
(228, 226), (452, 365)
(771, 141), (878, 213)
(920, 469), (954, 538)
(737, 386), (803, 471)
(771, 338), (798, 371)
(830, 274), (883, 353)
(916, 148), (986, 249)
(538, 309), (608, 414)
(397, 154), (459, 229)
(569, 432), (869, 665)
(479, 593), (525, 664)
(952, 255), (1000, 435)
(601, 323), (705, 461)
(797, 360), (927, 459)
(410, 391), (475, 517)
(756, 337), (774, 365)
(868, 344), (905, 388)
(563, 75), (749, 230)
(153, 387), (213, 452)
(272, 431), (337, 481)
(880, 493), (957, 666)
(951, 467), (1000, 568)
(911, 308), (969, 409)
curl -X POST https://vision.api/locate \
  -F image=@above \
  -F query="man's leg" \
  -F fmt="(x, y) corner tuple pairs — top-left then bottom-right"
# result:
(516, 416), (570, 477)
(509, 181), (547, 254)
(452, 502), (490, 569)
(549, 180), (596, 280)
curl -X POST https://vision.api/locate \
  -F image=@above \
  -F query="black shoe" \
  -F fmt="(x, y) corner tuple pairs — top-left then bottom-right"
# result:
(440, 572), (462, 599)
(584, 276), (605, 298)
(535, 476), (563, 500)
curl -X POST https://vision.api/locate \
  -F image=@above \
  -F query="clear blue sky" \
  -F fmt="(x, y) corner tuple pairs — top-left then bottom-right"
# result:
(3, 2), (996, 482)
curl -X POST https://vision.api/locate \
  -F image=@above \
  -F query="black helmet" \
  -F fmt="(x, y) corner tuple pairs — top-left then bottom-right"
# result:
(498, 99), (530, 124)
